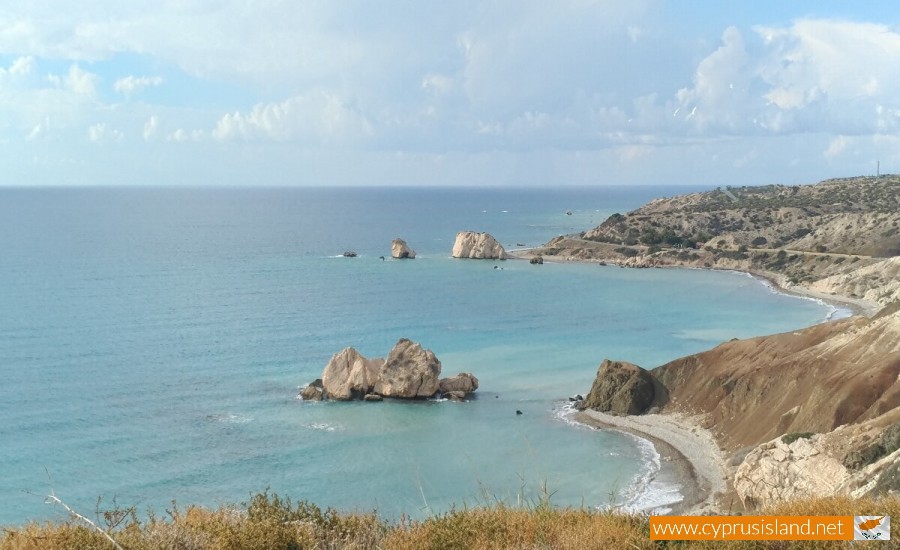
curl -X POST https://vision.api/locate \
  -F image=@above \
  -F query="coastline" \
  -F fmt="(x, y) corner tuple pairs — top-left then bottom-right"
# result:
(575, 410), (729, 516)
(509, 249), (881, 318)
(512, 246), (881, 516)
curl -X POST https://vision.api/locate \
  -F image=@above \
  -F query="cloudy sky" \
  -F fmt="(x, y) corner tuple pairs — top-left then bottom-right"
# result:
(1, 1), (899, 186)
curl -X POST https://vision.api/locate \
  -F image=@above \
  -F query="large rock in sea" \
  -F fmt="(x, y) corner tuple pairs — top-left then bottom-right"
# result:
(391, 238), (416, 259)
(439, 372), (479, 394)
(451, 231), (508, 259)
(321, 347), (385, 400)
(577, 359), (662, 415)
(374, 338), (441, 398)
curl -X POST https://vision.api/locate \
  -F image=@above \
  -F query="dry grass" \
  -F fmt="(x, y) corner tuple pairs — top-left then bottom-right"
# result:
(1, 492), (898, 549)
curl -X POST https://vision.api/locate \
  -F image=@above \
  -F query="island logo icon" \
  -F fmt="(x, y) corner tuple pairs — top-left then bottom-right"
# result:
(854, 516), (890, 540)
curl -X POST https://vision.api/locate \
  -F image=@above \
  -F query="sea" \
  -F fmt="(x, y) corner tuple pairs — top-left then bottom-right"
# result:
(0, 186), (843, 526)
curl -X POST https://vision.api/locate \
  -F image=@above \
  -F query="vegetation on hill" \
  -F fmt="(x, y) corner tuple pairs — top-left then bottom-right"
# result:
(530, 176), (900, 305)
(2, 491), (898, 549)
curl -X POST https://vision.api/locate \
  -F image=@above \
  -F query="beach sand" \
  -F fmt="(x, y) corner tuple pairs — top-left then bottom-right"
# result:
(576, 410), (729, 515)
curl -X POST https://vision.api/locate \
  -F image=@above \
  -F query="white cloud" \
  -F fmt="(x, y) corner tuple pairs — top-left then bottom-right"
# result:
(114, 75), (163, 96)
(87, 123), (123, 142)
(674, 26), (754, 132)
(824, 135), (848, 160)
(212, 91), (373, 143)
(65, 64), (98, 96)
(143, 115), (159, 141)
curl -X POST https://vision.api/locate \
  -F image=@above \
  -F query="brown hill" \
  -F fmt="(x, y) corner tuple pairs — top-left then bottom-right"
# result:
(653, 303), (900, 452)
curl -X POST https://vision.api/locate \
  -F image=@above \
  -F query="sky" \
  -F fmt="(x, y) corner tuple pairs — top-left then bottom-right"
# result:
(1, 1), (899, 187)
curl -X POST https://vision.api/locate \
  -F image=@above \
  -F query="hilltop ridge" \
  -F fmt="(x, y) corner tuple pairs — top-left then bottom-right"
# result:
(530, 175), (900, 308)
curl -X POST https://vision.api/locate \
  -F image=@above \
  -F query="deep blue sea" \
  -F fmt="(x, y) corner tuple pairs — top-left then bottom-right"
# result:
(0, 186), (837, 525)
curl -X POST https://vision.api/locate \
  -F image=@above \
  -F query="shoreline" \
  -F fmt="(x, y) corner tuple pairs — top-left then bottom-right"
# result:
(575, 410), (729, 515)
(509, 249), (881, 318)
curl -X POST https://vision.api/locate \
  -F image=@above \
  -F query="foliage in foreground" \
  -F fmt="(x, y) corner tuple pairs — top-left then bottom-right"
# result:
(1, 492), (898, 549)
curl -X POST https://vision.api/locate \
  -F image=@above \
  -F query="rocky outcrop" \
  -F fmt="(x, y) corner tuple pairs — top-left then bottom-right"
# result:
(300, 379), (324, 401)
(577, 359), (664, 415)
(321, 348), (384, 400)
(529, 255), (543, 265)
(374, 339), (442, 398)
(391, 238), (416, 259)
(439, 372), (479, 394)
(734, 408), (900, 507)
(452, 231), (508, 260)
(301, 338), (475, 402)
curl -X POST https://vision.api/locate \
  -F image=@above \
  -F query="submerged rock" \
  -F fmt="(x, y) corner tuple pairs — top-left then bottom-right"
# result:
(444, 391), (467, 402)
(391, 238), (416, 259)
(342, 251), (358, 258)
(300, 384), (323, 401)
(451, 231), (508, 259)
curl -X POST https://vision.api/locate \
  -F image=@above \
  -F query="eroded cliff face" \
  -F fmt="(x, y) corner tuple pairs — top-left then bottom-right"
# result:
(653, 305), (900, 451)
(733, 409), (900, 507)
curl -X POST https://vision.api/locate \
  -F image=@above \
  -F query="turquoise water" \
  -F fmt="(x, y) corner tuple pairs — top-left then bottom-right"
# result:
(0, 186), (835, 525)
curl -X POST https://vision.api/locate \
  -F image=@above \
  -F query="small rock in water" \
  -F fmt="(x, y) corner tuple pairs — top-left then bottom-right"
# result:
(342, 251), (358, 258)
(515, 410), (523, 415)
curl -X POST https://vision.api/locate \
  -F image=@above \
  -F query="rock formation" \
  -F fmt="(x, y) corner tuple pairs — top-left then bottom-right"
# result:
(577, 359), (664, 415)
(438, 372), (479, 394)
(301, 338), (478, 402)
(733, 408), (900, 507)
(391, 238), (416, 259)
(321, 347), (384, 400)
(300, 379), (324, 401)
(452, 231), (508, 259)
(374, 339), (442, 398)
(529, 255), (543, 264)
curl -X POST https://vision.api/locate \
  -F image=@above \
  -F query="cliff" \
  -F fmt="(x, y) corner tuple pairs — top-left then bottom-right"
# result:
(579, 303), (900, 507)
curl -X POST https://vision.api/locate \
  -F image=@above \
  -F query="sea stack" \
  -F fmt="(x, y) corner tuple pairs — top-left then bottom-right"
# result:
(301, 338), (479, 402)
(391, 238), (416, 259)
(451, 231), (508, 259)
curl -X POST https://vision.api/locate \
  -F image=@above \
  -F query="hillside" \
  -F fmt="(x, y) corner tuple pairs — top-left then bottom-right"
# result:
(530, 175), (900, 307)
(553, 177), (900, 510)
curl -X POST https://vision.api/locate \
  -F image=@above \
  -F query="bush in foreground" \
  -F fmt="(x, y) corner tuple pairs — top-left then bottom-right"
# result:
(1, 492), (898, 549)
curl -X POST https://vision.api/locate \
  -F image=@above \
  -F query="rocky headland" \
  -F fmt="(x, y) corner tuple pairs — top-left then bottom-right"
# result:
(301, 338), (478, 402)
(525, 175), (900, 311)
(565, 176), (900, 513)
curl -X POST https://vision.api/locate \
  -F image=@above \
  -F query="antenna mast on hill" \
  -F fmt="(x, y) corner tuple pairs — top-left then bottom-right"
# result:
(877, 160), (880, 179)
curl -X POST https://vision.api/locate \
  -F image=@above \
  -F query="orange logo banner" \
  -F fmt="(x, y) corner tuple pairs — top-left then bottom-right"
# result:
(650, 516), (856, 541)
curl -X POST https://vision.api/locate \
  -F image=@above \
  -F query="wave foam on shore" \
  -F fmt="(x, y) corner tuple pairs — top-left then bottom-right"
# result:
(552, 402), (684, 514)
